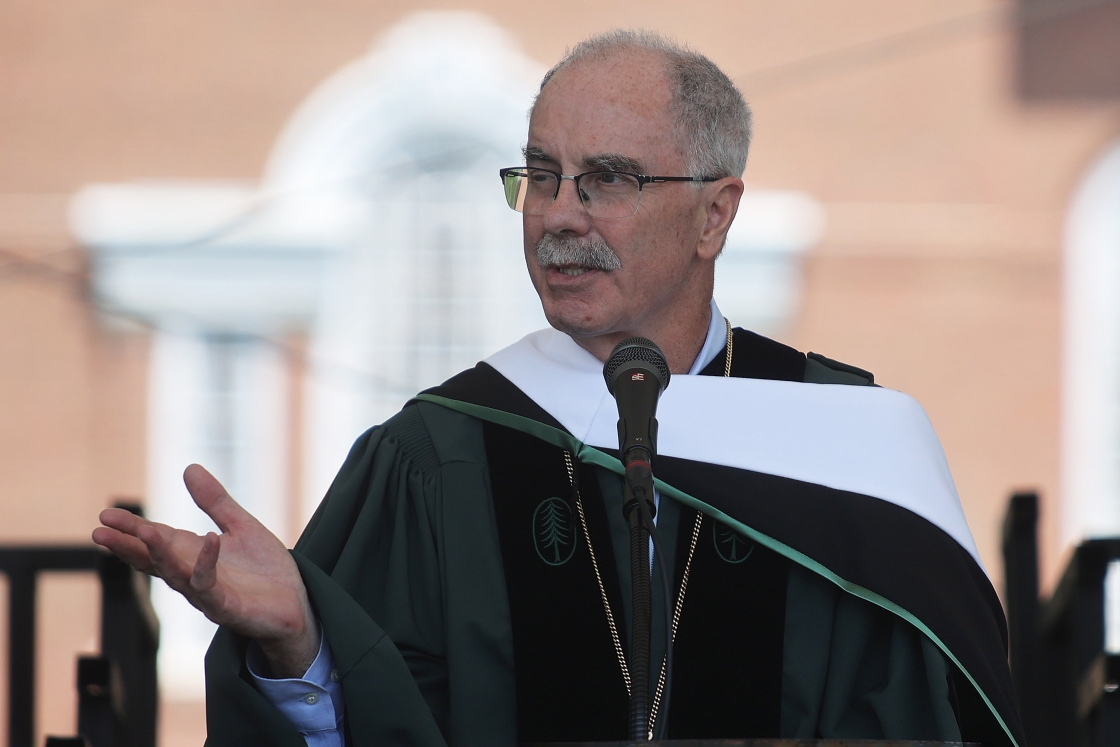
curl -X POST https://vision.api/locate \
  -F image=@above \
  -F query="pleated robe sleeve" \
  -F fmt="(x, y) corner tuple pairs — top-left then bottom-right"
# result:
(203, 403), (517, 747)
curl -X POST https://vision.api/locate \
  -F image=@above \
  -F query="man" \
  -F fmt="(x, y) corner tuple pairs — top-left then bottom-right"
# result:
(94, 30), (1023, 746)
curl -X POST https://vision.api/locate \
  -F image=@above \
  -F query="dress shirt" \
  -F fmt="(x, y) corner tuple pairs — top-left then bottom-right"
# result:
(247, 634), (344, 747)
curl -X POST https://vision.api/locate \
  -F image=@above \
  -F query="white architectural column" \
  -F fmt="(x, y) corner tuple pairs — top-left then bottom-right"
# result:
(1062, 140), (1120, 545)
(146, 328), (291, 698)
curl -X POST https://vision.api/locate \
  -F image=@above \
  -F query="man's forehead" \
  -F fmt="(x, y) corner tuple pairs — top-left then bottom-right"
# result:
(523, 145), (646, 174)
(541, 50), (672, 106)
(527, 50), (678, 171)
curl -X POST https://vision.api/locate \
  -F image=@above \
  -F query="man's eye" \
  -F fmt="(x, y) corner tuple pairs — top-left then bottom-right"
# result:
(597, 172), (624, 184)
(528, 171), (553, 184)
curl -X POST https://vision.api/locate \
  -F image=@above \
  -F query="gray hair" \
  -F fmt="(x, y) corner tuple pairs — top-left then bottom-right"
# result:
(538, 29), (752, 179)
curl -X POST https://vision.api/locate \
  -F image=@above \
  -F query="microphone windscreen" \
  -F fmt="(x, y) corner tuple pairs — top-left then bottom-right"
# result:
(603, 337), (671, 394)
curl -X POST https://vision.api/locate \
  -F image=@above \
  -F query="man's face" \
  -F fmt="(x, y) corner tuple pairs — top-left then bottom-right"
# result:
(523, 52), (713, 347)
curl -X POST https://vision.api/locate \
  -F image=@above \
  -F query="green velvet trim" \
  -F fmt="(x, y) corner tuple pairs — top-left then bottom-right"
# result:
(412, 392), (1019, 747)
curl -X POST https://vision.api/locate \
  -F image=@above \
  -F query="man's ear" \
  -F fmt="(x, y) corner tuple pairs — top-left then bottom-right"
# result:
(696, 177), (744, 261)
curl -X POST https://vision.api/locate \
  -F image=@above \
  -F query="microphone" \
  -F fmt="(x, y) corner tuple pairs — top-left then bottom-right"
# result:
(603, 337), (671, 473)
(604, 336), (671, 742)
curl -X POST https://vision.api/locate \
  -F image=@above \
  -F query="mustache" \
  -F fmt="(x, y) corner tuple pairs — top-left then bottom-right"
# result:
(534, 234), (622, 272)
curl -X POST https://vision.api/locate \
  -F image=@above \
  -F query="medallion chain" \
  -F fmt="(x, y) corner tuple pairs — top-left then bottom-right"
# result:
(648, 509), (702, 731)
(565, 450), (631, 694)
(723, 317), (734, 378)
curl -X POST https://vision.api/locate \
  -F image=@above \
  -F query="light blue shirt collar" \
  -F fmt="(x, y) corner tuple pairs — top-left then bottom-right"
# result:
(687, 299), (727, 375)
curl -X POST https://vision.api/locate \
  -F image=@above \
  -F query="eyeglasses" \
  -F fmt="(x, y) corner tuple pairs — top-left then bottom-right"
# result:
(499, 167), (718, 219)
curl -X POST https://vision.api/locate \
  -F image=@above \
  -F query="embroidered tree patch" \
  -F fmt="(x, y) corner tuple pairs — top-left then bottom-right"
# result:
(533, 496), (577, 566)
(713, 521), (754, 564)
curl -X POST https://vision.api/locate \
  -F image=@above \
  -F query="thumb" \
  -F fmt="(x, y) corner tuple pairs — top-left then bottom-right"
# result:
(183, 464), (250, 534)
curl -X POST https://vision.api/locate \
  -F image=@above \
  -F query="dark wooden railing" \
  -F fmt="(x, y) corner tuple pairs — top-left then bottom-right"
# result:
(1003, 491), (1120, 747)
(0, 503), (159, 747)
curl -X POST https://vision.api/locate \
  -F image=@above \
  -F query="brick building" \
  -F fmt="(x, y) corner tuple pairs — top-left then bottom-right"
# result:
(1, 1), (1118, 742)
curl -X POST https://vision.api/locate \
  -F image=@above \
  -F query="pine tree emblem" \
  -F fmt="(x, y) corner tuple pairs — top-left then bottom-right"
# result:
(713, 521), (754, 564)
(533, 496), (576, 566)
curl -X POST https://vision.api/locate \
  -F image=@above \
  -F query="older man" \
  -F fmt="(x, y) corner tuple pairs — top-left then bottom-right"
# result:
(94, 30), (1023, 747)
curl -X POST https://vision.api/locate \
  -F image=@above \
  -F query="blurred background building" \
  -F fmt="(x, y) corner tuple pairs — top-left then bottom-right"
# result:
(0, 0), (1118, 743)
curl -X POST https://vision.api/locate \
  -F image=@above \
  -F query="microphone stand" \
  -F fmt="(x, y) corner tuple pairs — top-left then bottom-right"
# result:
(623, 459), (657, 742)
(603, 337), (672, 743)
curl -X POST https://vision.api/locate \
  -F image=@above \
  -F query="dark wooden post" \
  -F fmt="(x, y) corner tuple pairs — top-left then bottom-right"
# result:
(1002, 490), (1042, 745)
(8, 559), (37, 747)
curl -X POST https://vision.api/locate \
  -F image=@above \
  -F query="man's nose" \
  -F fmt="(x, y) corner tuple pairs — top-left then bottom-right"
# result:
(542, 177), (593, 235)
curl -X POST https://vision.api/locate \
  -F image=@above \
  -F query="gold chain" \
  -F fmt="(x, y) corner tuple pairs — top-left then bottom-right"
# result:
(565, 451), (631, 694)
(564, 317), (732, 735)
(648, 509), (702, 731)
(723, 317), (734, 378)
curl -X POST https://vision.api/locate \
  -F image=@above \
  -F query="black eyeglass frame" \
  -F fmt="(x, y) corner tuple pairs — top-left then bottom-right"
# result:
(499, 166), (719, 215)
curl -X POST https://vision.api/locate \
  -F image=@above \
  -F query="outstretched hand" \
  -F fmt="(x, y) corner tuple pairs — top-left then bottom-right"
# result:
(92, 464), (319, 678)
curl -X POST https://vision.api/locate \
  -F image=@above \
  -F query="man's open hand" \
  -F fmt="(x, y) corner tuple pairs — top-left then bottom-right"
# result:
(92, 464), (319, 678)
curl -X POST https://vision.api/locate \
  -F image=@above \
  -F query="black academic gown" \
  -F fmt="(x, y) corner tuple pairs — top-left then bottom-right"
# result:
(203, 329), (1024, 747)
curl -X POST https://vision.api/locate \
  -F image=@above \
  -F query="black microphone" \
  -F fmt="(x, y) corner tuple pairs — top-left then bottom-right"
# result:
(603, 337), (671, 473)
(604, 336), (671, 742)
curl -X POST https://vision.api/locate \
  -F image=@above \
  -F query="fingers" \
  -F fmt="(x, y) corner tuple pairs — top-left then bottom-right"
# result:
(190, 532), (220, 592)
(92, 526), (153, 573)
(183, 464), (251, 534)
(95, 508), (156, 572)
(98, 507), (146, 535)
(187, 532), (231, 621)
(138, 523), (194, 592)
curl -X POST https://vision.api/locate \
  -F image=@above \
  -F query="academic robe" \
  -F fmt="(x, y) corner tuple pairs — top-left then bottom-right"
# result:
(203, 329), (1024, 747)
